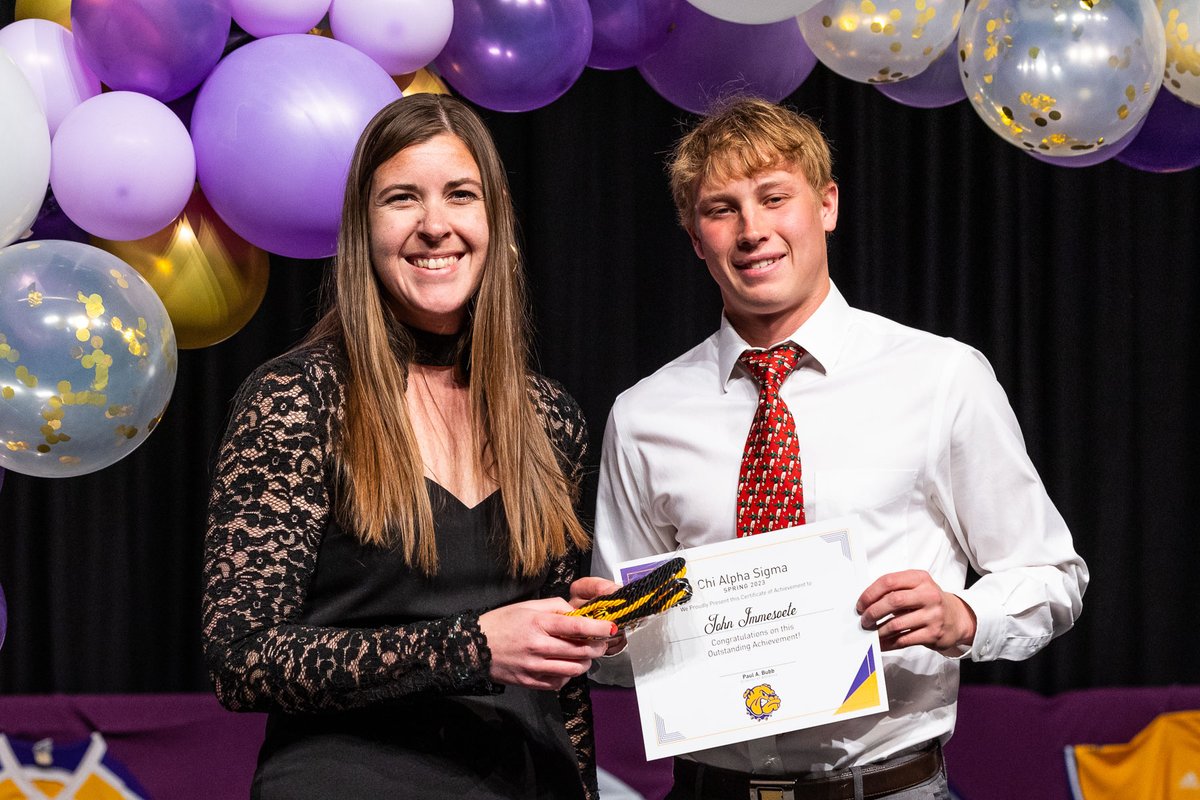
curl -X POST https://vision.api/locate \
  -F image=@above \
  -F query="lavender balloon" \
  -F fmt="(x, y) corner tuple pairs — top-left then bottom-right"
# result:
(51, 91), (196, 241)
(875, 46), (965, 109)
(191, 34), (401, 260)
(330, 0), (454, 76)
(231, 0), (332, 38)
(588, 0), (678, 71)
(435, 0), (592, 112)
(71, 0), (230, 102)
(0, 19), (102, 135)
(1116, 88), (1200, 173)
(638, 3), (818, 115)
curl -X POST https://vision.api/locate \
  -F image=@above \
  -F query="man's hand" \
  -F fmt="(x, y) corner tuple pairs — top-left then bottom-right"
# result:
(856, 570), (977, 652)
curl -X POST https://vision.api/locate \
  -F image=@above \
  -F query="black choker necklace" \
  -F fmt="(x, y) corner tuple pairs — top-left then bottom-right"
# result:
(407, 325), (461, 367)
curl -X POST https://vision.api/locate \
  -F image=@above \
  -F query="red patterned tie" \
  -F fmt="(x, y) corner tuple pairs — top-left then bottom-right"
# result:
(736, 343), (805, 537)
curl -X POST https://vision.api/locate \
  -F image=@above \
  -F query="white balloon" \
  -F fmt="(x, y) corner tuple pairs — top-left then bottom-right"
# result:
(685, 0), (823, 25)
(0, 19), (103, 136)
(1160, 0), (1200, 106)
(0, 47), (51, 249)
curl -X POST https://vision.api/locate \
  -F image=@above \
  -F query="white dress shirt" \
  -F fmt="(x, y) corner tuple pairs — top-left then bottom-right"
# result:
(591, 282), (1088, 773)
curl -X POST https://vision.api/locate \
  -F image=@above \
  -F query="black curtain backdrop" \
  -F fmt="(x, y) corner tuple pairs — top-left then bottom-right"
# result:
(2, 7), (1199, 696)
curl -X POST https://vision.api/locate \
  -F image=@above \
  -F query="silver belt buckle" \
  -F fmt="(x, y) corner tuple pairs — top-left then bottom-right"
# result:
(749, 778), (796, 800)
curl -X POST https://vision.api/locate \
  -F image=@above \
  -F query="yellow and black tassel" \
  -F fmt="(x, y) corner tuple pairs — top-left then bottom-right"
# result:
(569, 556), (692, 629)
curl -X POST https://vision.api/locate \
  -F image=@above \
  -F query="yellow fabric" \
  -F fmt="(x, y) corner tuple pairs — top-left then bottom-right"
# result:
(0, 776), (65, 799)
(0, 778), (26, 799)
(31, 781), (62, 798)
(0, 735), (145, 800)
(73, 775), (127, 800)
(1068, 710), (1200, 800)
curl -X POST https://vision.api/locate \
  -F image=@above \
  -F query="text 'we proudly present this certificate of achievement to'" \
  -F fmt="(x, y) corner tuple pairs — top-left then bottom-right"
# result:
(617, 516), (888, 760)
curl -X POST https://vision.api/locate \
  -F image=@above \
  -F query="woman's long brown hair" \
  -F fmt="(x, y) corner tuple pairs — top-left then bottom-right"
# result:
(302, 94), (587, 576)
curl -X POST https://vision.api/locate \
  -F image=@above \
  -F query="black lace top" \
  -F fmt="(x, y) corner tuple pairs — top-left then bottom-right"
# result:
(201, 340), (597, 799)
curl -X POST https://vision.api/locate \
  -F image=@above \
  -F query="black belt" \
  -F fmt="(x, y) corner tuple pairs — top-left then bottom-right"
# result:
(672, 744), (943, 800)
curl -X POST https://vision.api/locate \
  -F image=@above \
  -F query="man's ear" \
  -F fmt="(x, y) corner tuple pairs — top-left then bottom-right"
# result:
(686, 225), (705, 261)
(821, 182), (839, 233)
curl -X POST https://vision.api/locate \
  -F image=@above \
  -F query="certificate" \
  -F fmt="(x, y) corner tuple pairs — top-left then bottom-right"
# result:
(616, 515), (888, 759)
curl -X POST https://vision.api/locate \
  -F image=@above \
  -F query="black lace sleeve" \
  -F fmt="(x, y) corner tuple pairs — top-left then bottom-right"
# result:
(201, 346), (496, 714)
(528, 373), (599, 800)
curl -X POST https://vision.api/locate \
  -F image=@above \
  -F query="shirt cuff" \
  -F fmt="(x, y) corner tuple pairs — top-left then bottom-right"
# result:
(954, 588), (1006, 662)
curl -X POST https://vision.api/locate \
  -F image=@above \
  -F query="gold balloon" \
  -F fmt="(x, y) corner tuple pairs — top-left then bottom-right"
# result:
(15, 0), (72, 29)
(94, 187), (269, 350)
(395, 67), (450, 96)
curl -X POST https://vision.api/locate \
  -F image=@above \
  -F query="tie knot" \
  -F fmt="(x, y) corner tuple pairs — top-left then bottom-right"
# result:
(739, 343), (803, 390)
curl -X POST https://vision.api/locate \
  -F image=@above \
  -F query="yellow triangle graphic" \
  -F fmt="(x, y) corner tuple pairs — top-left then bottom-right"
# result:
(835, 671), (879, 715)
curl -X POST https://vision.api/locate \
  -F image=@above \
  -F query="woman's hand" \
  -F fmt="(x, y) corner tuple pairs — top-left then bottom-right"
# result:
(478, 598), (615, 691)
(568, 577), (628, 657)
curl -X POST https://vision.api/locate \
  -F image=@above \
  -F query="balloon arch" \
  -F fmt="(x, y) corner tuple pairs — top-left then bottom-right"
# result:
(0, 0), (1197, 483)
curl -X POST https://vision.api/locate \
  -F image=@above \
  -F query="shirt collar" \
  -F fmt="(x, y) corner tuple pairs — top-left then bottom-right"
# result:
(717, 281), (851, 392)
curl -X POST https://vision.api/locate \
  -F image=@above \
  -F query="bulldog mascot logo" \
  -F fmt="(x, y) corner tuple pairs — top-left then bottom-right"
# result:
(743, 683), (782, 720)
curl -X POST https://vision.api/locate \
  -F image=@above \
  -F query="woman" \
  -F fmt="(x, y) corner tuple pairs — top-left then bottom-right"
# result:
(201, 94), (617, 799)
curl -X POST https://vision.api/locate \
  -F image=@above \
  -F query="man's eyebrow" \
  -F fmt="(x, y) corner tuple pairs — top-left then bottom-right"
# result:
(696, 177), (795, 206)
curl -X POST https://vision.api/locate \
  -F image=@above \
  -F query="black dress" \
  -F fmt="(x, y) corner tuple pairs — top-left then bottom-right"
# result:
(201, 340), (595, 799)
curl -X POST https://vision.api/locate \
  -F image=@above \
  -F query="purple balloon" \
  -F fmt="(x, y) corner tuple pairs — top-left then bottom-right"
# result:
(71, 0), (230, 102)
(587, 0), (678, 71)
(1027, 113), (1147, 168)
(191, 34), (402, 260)
(435, 0), (592, 113)
(875, 46), (965, 109)
(0, 19), (103, 135)
(637, 3), (818, 116)
(51, 91), (196, 240)
(1116, 88), (1200, 173)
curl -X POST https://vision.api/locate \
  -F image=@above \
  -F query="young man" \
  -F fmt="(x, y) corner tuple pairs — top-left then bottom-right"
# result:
(588, 98), (1088, 799)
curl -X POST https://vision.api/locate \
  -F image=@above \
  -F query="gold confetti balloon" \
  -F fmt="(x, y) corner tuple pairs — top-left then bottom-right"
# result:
(959, 0), (1165, 159)
(1159, 0), (1200, 105)
(94, 187), (269, 350)
(798, 0), (964, 83)
(0, 240), (177, 478)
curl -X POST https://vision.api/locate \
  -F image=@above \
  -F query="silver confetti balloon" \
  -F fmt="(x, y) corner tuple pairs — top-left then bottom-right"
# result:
(0, 240), (177, 478)
(800, 0), (965, 83)
(959, 0), (1165, 158)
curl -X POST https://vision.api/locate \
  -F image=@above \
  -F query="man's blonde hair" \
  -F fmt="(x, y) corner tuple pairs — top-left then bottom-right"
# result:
(668, 97), (834, 228)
